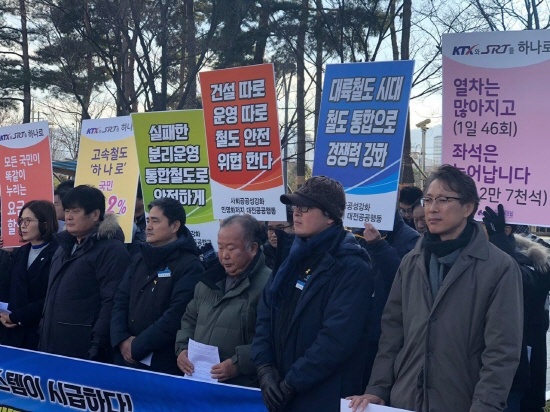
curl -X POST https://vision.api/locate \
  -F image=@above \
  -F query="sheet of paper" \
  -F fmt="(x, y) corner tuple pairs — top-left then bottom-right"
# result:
(0, 301), (10, 314)
(340, 399), (413, 412)
(139, 353), (153, 366)
(186, 339), (220, 383)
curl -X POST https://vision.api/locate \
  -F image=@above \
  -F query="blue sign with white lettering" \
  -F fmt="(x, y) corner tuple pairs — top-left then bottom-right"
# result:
(312, 61), (414, 230)
(0, 346), (264, 411)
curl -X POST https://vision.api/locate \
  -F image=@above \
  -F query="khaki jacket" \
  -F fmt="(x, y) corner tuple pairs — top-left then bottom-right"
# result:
(175, 253), (270, 386)
(366, 222), (523, 412)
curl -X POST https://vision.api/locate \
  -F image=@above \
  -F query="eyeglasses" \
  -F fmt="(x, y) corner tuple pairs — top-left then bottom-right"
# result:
(17, 218), (39, 226)
(399, 207), (413, 215)
(420, 196), (462, 207)
(291, 205), (311, 214)
(267, 225), (292, 232)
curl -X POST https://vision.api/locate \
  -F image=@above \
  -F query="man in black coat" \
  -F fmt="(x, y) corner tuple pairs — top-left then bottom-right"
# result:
(111, 197), (204, 375)
(39, 185), (131, 362)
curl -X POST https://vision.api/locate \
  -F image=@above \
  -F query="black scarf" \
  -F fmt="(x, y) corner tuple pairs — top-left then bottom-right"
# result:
(422, 222), (475, 299)
(423, 222), (475, 258)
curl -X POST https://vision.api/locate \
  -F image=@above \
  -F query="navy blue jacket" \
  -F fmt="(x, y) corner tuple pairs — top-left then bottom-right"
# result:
(110, 228), (204, 375)
(251, 227), (374, 412)
(363, 213), (419, 342)
(353, 212), (419, 385)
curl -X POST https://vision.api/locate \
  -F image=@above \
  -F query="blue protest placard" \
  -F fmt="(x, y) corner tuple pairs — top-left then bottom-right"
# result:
(0, 346), (264, 411)
(312, 61), (414, 230)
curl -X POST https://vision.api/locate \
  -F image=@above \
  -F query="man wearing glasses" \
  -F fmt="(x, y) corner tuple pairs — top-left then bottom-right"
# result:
(398, 185), (423, 229)
(252, 176), (374, 412)
(348, 165), (523, 412)
(263, 206), (294, 269)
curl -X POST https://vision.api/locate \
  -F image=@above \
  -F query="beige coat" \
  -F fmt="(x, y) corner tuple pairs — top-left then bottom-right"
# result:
(366, 222), (523, 412)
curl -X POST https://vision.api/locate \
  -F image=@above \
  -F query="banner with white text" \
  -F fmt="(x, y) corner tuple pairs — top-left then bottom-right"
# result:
(0, 345), (265, 411)
(313, 61), (414, 230)
(199, 64), (286, 221)
(0, 121), (53, 248)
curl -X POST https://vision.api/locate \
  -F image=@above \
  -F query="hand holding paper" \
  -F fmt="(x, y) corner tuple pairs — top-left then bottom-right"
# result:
(211, 358), (239, 382)
(182, 339), (220, 383)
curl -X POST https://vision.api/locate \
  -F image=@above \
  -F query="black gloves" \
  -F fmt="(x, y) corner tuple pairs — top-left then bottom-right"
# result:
(278, 379), (295, 406)
(87, 338), (112, 363)
(482, 204), (506, 237)
(257, 364), (283, 411)
(257, 365), (295, 411)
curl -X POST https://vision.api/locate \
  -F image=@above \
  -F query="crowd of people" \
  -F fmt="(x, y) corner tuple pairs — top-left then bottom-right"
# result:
(0, 164), (549, 412)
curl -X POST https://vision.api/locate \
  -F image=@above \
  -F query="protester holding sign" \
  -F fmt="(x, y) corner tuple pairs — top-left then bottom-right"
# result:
(39, 185), (130, 362)
(252, 176), (374, 412)
(348, 165), (523, 412)
(111, 197), (204, 375)
(0, 200), (58, 349)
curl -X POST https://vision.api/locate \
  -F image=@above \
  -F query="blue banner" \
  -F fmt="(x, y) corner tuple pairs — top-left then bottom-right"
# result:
(312, 61), (414, 230)
(0, 345), (265, 411)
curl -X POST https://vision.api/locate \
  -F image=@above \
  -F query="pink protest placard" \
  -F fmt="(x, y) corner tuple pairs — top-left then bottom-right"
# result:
(442, 30), (550, 226)
(0, 121), (54, 247)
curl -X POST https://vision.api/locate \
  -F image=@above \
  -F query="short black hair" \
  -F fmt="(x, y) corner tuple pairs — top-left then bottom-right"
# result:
(220, 214), (263, 249)
(62, 185), (106, 221)
(148, 197), (186, 236)
(399, 186), (423, 205)
(411, 198), (422, 212)
(54, 179), (75, 201)
(19, 200), (58, 242)
(424, 164), (480, 220)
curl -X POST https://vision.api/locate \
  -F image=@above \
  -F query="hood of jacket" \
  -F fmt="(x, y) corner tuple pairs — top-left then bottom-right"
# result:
(514, 234), (550, 273)
(55, 213), (124, 253)
(139, 226), (199, 270)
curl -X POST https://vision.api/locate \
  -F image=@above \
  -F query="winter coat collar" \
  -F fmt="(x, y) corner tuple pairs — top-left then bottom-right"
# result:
(200, 251), (265, 291)
(138, 226), (199, 271)
(411, 221), (489, 261)
(55, 213), (124, 254)
(514, 234), (550, 273)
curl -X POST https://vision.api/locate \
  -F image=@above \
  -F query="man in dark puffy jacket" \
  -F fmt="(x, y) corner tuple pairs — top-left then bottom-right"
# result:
(39, 185), (131, 362)
(111, 197), (204, 375)
(252, 176), (374, 412)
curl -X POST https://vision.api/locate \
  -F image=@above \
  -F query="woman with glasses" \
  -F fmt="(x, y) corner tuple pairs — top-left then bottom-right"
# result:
(0, 200), (58, 349)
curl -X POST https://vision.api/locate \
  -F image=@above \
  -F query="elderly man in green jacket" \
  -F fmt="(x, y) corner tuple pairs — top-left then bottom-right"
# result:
(175, 214), (270, 387)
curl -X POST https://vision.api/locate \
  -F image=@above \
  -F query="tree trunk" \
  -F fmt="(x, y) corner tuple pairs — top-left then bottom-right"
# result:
(296, 0), (309, 188)
(400, 0), (415, 184)
(389, 0), (399, 60)
(314, 0), (323, 138)
(175, 0), (198, 109)
(19, 0), (31, 123)
(253, 0), (269, 64)
(157, 0), (170, 111)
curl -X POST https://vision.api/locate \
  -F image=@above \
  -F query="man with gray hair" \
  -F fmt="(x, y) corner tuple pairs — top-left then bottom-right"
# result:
(175, 214), (271, 387)
(252, 176), (374, 411)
